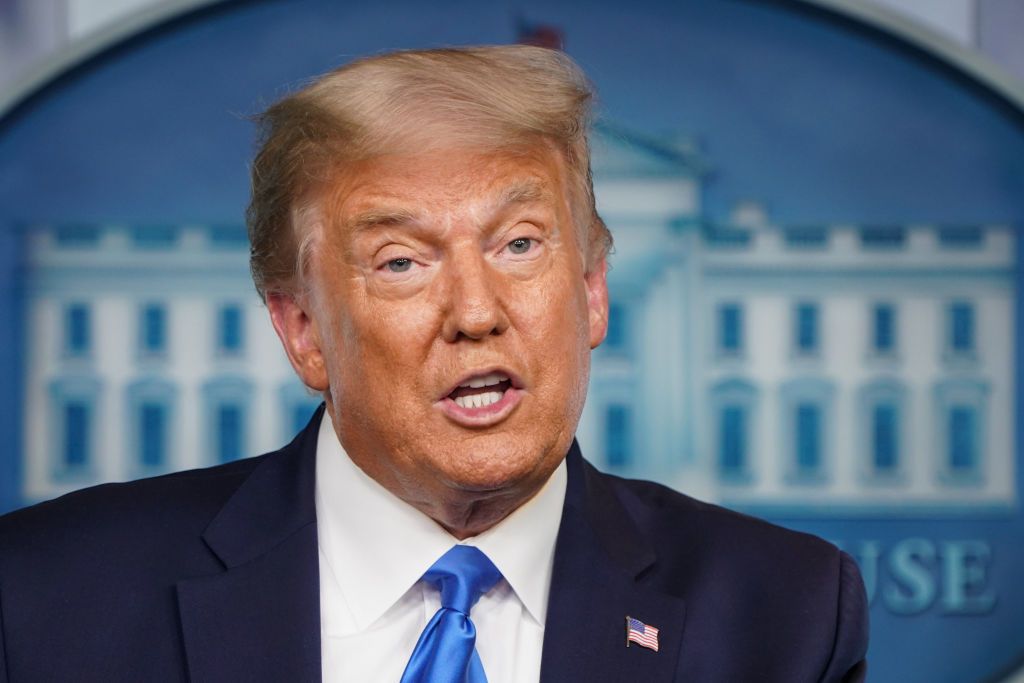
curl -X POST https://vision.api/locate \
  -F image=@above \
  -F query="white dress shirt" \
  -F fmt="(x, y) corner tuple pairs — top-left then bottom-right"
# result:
(315, 413), (567, 683)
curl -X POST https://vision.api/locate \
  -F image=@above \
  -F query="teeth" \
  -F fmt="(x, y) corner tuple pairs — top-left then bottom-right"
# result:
(454, 391), (504, 410)
(460, 372), (509, 389)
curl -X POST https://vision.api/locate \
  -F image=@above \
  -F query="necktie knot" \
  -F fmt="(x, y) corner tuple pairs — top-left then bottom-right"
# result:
(424, 545), (501, 615)
(400, 545), (501, 683)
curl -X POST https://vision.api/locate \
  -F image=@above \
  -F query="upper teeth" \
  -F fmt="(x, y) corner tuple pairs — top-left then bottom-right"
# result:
(454, 392), (503, 410)
(459, 372), (509, 389)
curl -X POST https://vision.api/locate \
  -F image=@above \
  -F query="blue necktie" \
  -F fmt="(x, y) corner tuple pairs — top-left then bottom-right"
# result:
(400, 545), (502, 683)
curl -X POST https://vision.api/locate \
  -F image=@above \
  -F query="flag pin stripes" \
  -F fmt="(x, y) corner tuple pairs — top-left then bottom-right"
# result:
(625, 616), (660, 652)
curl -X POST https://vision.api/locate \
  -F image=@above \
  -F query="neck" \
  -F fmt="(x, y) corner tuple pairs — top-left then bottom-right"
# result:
(373, 463), (548, 540)
(425, 490), (534, 539)
(325, 406), (562, 540)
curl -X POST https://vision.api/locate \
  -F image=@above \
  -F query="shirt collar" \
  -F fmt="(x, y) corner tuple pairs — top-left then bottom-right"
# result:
(315, 413), (567, 631)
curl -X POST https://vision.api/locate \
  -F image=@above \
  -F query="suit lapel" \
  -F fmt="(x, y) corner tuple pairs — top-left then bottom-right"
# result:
(540, 444), (687, 682)
(176, 408), (323, 683)
(175, 419), (687, 682)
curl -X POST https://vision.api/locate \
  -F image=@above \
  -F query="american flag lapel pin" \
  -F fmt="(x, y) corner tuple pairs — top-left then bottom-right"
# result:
(625, 616), (660, 652)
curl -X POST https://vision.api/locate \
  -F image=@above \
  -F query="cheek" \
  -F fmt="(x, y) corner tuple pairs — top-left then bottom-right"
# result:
(514, 275), (592, 379)
(313, 282), (372, 399)
(342, 294), (441, 381)
(538, 268), (591, 343)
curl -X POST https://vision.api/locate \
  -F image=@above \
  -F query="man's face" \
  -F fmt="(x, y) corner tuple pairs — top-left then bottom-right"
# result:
(273, 143), (607, 525)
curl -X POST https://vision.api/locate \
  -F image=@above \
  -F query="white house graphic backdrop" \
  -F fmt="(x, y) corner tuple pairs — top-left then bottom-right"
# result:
(22, 128), (1016, 517)
(1, 1), (1023, 681)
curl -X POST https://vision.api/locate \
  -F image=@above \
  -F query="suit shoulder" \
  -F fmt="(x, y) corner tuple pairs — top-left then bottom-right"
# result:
(598, 469), (868, 675)
(605, 472), (842, 575)
(0, 456), (265, 566)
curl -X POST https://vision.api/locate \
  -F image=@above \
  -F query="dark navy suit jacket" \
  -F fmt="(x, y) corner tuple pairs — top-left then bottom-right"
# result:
(0, 408), (868, 681)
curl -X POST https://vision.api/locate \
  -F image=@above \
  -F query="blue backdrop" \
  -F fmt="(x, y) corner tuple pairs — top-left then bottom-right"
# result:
(1, 0), (1022, 680)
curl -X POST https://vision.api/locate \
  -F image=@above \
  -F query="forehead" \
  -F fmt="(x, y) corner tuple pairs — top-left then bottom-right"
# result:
(326, 144), (570, 221)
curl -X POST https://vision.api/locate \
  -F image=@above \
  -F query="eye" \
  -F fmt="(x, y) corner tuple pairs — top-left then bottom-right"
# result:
(507, 237), (532, 255)
(386, 257), (412, 273)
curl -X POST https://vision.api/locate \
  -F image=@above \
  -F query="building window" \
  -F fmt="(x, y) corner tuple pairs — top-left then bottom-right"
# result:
(140, 303), (167, 354)
(783, 226), (828, 249)
(794, 302), (819, 355)
(710, 379), (757, 482)
(860, 226), (906, 249)
(605, 404), (631, 468)
(604, 302), (628, 351)
(280, 381), (324, 441)
(64, 401), (91, 468)
(859, 380), (907, 480)
(290, 401), (316, 435)
(934, 380), (988, 484)
(204, 377), (252, 465)
(131, 225), (178, 248)
(209, 225), (250, 249)
(938, 226), (983, 248)
(795, 403), (821, 472)
(126, 379), (176, 473)
(703, 223), (751, 247)
(717, 303), (743, 355)
(948, 405), (977, 473)
(139, 402), (167, 468)
(948, 302), (975, 355)
(872, 303), (897, 355)
(781, 378), (833, 482)
(49, 377), (101, 479)
(720, 404), (746, 474)
(872, 404), (898, 472)
(54, 224), (100, 247)
(218, 304), (244, 354)
(64, 303), (91, 356)
(216, 404), (244, 463)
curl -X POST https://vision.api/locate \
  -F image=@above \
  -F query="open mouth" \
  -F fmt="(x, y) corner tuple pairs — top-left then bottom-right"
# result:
(437, 368), (524, 426)
(447, 371), (513, 410)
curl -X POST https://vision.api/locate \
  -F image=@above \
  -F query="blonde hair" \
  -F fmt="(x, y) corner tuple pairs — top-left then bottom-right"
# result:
(246, 45), (611, 300)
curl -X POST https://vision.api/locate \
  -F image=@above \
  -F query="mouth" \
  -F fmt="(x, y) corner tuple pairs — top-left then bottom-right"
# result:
(437, 368), (524, 427)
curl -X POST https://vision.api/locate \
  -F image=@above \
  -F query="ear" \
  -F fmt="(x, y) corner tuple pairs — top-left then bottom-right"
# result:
(266, 291), (329, 391)
(584, 256), (610, 349)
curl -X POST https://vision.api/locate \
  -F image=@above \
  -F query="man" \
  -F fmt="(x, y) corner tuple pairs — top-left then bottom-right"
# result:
(0, 46), (867, 682)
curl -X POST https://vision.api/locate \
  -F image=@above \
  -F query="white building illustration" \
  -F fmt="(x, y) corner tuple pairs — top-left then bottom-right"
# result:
(578, 127), (1016, 514)
(21, 223), (321, 503)
(21, 127), (1017, 514)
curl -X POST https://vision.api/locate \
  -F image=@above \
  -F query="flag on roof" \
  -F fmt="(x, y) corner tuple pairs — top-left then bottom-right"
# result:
(516, 18), (564, 50)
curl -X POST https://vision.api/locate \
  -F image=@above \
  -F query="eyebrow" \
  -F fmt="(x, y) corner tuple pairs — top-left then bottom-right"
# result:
(346, 207), (419, 234)
(344, 179), (554, 235)
(498, 179), (553, 208)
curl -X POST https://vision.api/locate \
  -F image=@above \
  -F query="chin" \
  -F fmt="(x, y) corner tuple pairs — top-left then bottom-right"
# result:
(435, 437), (562, 494)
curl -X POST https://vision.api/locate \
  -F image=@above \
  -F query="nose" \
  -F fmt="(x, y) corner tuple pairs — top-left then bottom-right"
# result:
(441, 250), (509, 342)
